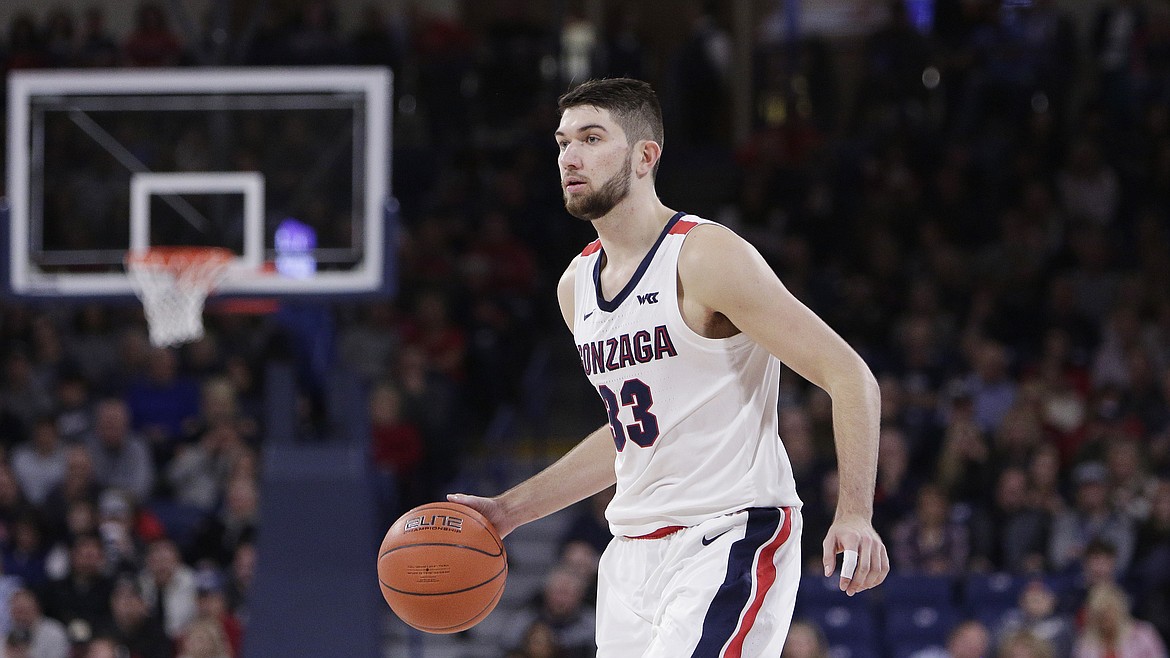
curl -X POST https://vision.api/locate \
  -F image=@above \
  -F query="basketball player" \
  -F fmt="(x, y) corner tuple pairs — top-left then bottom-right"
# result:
(449, 78), (888, 657)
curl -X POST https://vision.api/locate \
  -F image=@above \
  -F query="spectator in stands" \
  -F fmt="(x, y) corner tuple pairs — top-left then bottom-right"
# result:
(854, 0), (932, 126)
(936, 396), (996, 505)
(349, 4), (405, 72)
(5, 628), (33, 658)
(98, 577), (172, 658)
(464, 212), (538, 298)
(4, 513), (49, 588)
(1105, 439), (1158, 523)
(41, 534), (114, 646)
(336, 303), (402, 383)
(503, 619), (564, 658)
(891, 482), (970, 575)
(192, 378), (257, 448)
(11, 417), (68, 507)
(83, 637), (125, 658)
(873, 426), (922, 535)
(1026, 443), (1068, 516)
(1050, 461), (1136, 573)
(1059, 539), (1123, 619)
(139, 539), (197, 641)
(167, 423), (247, 513)
(780, 407), (830, 489)
(667, 1), (731, 145)
(0, 465), (30, 548)
(500, 567), (595, 657)
(969, 466), (1052, 573)
(997, 629), (1057, 658)
(96, 489), (147, 578)
(1, 348), (55, 445)
(41, 448), (102, 546)
(283, 0), (345, 66)
(392, 346), (462, 500)
(782, 620), (830, 658)
(4, 13), (51, 70)
(801, 469), (840, 574)
(43, 500), (97, 581)
(186, 569), (240, 658)
(65, 308), (119, 388)
(77, 8), (118, 68)
(85, 399), (155, 504)
(175, 618), (230, 658)
(7, 587), (69, 658)
(0, 562), (21, 637)
(188, 478), (257, 570)
(1073, 582), (1167, 657)
(911, 620), (992, 658)
(28, 317), (66, 396)
(124, 348), (200, 462)
(122, 2), (184, 67)
(41, 8), (75, 68)
(966, 339), (1019, 436)
(557, 486), (613, 561)
(223, 543), (254, 629)
(399, 290), (467, 381)
(368, 381), (423, 520)
(995, 579), (1075, 657)
(1131, 478), (1170, 644)
(991, 403), (1047, 472)
(54, 372), (93, 445)
(1092, 306), (1145, 392)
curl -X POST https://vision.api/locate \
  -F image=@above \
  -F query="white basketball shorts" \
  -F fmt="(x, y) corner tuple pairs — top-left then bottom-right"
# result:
(596, 506), (802, 658)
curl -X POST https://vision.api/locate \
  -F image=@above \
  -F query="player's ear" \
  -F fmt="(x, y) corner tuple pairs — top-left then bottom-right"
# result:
(634, 140), (661, 178)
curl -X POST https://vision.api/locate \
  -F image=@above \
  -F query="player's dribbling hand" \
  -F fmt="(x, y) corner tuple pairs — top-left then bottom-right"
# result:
(822, 516), (889, 596)
(446, 493), (516, 538)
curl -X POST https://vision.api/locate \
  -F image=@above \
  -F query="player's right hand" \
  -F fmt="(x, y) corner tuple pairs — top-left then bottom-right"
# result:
(447, 493), (515, 538)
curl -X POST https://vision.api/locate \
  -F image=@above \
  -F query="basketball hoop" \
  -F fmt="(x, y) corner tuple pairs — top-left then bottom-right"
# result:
(125, 247), (234, 347)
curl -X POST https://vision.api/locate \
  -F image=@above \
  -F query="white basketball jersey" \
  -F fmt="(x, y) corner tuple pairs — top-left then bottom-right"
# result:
(573, 213), (802, 537)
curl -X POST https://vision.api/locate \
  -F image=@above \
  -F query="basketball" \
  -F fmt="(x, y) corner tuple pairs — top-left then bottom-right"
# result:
(377, 502), (508, 634)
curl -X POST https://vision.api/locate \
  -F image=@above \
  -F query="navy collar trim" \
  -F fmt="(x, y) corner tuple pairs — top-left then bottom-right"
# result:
(592, 212), (686, 313)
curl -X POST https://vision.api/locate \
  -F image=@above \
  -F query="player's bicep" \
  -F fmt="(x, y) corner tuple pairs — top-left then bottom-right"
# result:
(681, 228), (861, 391)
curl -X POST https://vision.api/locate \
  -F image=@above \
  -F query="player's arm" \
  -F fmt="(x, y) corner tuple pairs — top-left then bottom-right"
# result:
(449, 258), (617, 538)
(678, 225), (888, 595)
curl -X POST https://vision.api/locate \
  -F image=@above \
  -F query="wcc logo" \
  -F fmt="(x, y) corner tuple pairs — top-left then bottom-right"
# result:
(404, 514), (464, 533)
(637, 292), (660, 305)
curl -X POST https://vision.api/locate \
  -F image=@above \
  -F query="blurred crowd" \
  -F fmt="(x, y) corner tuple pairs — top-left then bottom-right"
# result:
(3, 0), (1170, 657)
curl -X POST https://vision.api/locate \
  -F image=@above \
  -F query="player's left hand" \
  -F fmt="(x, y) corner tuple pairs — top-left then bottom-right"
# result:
(822, 515), (889, 596)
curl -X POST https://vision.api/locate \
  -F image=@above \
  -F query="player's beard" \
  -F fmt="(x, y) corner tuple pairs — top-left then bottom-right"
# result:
(564, 155), (633, 221)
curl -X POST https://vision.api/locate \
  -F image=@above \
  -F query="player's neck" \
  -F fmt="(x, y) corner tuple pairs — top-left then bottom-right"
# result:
(592, 193), (675, 266)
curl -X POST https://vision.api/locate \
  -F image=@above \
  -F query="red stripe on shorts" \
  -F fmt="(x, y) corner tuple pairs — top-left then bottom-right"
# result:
(627, 525), (685, 540)
(721, 507), (793, 658)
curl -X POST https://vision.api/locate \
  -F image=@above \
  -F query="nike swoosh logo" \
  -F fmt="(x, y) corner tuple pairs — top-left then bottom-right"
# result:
(583, 311), (594, 320)
(701, 529), (731, 546)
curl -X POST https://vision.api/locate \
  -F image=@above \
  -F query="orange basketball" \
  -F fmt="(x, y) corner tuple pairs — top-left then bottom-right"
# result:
(377, 502), (508, 633)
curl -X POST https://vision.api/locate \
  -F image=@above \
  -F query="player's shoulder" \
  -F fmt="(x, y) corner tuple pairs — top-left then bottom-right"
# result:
(675, 216), (754, 265)
(579, 238), (602, 257)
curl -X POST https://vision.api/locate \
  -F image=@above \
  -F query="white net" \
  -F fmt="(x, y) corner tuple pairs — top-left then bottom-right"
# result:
(125, 248), (234, 347)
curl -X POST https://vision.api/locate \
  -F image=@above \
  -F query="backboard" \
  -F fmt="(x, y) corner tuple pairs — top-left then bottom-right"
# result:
(5, 67), (393, 299)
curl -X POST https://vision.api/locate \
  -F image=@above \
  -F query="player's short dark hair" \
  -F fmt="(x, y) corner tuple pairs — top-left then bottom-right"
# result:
(558, 78), (664, 175)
